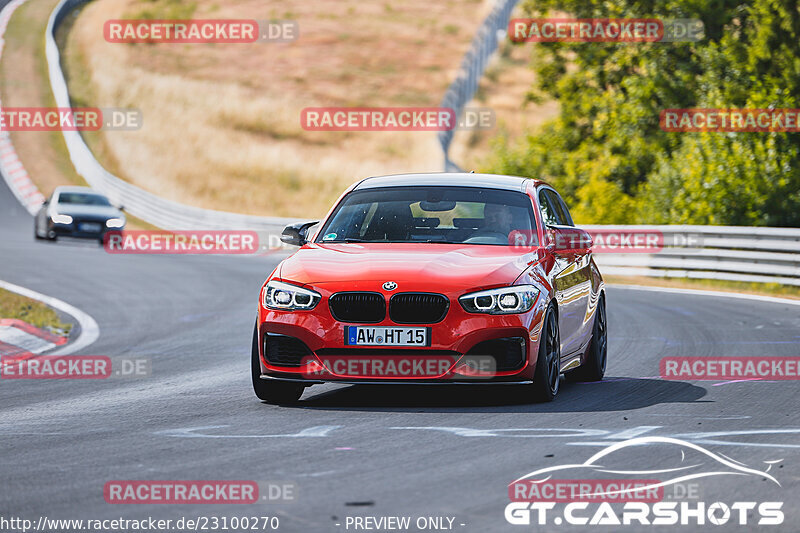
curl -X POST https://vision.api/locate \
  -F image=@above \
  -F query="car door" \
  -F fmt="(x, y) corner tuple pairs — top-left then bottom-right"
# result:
(538, 187), (591, 358)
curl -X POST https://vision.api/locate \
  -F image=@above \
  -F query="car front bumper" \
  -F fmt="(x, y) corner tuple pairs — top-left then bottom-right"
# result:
(257, 290), (549, 383)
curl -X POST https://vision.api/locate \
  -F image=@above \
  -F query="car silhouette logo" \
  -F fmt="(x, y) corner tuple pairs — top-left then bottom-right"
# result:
(511, 436), (782, 499)
(382, 281), (397, 291)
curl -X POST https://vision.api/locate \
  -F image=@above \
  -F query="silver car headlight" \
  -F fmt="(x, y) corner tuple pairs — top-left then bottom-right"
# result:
(106, 217), (125, 228)
(459, 285), (539, 315)
(51, 214), (73, 224)
(262, 280), (321, 310)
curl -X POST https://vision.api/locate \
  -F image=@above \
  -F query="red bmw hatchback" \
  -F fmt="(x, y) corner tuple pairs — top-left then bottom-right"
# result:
(252, 173), (606, 404)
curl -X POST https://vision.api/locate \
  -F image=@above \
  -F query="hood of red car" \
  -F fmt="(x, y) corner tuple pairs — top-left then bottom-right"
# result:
(278, 243), (537, 292)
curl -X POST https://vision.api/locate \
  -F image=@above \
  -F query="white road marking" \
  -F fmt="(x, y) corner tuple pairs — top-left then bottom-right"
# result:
(389, 425), (800, 450)
(389, 427), (610, 438)
(602, 426), (662, 440)
(154, 425), (342, 438)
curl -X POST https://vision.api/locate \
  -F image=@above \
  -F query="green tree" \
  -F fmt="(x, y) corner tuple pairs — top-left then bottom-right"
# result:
(486, 0), (800, 226)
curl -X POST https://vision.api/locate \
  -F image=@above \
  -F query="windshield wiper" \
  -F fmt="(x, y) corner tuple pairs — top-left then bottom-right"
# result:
(424, 239), (461, 244)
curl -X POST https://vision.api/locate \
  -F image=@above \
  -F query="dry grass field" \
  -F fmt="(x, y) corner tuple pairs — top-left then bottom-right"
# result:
(57, 0), (557, 218)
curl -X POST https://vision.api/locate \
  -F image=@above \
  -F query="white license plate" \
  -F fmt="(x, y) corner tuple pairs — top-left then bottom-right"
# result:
(79, 223), (102, 232)
(345, 326), (430, 346)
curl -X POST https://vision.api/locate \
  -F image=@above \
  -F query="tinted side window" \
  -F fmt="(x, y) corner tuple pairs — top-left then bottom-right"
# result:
(542, 189), (573, 226)
(551, 191), (574, 226)
(538, 190), (559, 226)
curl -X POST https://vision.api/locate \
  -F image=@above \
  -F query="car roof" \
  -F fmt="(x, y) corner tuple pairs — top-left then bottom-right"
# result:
(53, 186), (107, 196)
(353, 172), (543, 192)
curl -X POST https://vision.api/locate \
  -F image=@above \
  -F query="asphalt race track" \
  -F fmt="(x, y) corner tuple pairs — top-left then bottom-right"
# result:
(1, 174), (800, 532)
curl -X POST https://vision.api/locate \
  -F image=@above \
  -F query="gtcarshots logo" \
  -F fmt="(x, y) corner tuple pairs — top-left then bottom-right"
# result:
(505, 437), (784, 527)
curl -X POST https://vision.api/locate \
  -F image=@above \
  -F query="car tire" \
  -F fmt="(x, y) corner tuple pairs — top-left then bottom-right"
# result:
(529, 303), (560, 402)
(251, 322), (304, 404)
(569, 295), (607, 382)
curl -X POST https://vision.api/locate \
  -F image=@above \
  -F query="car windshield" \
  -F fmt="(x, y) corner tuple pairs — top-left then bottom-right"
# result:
(316, 186), (536, 245)
(58, 192), (112, 206)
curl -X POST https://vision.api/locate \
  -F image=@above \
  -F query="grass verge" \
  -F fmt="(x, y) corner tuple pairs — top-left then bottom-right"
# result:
(0, 288), (72, 334)
(0, 0), (87, 195)
(0, 0), (156, 230)
(605, 275), (800, 300)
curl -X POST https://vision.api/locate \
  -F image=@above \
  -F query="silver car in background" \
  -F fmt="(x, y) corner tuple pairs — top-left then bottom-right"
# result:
(34, 186), (125, 243)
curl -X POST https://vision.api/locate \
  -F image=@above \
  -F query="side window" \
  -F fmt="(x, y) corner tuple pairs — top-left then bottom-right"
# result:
(541, 189), (573, 226)
(538, 190), (560, 226)
(551, 191), (574, 226)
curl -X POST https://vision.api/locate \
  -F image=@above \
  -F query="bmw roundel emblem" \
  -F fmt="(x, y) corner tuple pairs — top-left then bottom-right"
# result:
(382, 281), (397, 291)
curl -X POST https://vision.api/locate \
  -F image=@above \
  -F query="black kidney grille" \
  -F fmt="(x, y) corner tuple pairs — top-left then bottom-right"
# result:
(389, 293), (449, 324)
(329, 292), (386, 323)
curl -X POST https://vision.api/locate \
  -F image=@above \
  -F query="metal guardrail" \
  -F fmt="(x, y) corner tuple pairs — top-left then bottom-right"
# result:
(47, 0), (521, 227)
(42, 2), (800, 288)
(438, 0), (519, 171)
(46, 0), (295, 232)
(582, 225), (800, 286)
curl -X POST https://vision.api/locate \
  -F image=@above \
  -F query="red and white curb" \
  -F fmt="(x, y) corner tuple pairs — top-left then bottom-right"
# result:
(0, 318), (68, 360)
(0, 279), (99, 363)
(0, 0), (44, 215)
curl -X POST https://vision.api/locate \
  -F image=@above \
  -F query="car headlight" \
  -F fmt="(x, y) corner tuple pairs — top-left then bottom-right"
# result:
(51, 214), (73, 224)
(106, 218), (125, 228)
(459, 285), (539, 315)
(262, 280), (321, 310)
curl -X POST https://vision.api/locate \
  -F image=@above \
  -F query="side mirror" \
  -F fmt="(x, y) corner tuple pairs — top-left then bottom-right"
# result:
(280, 220), (319, 247)
(545, 225), (592, 253)
(117, 204), (125, 212)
